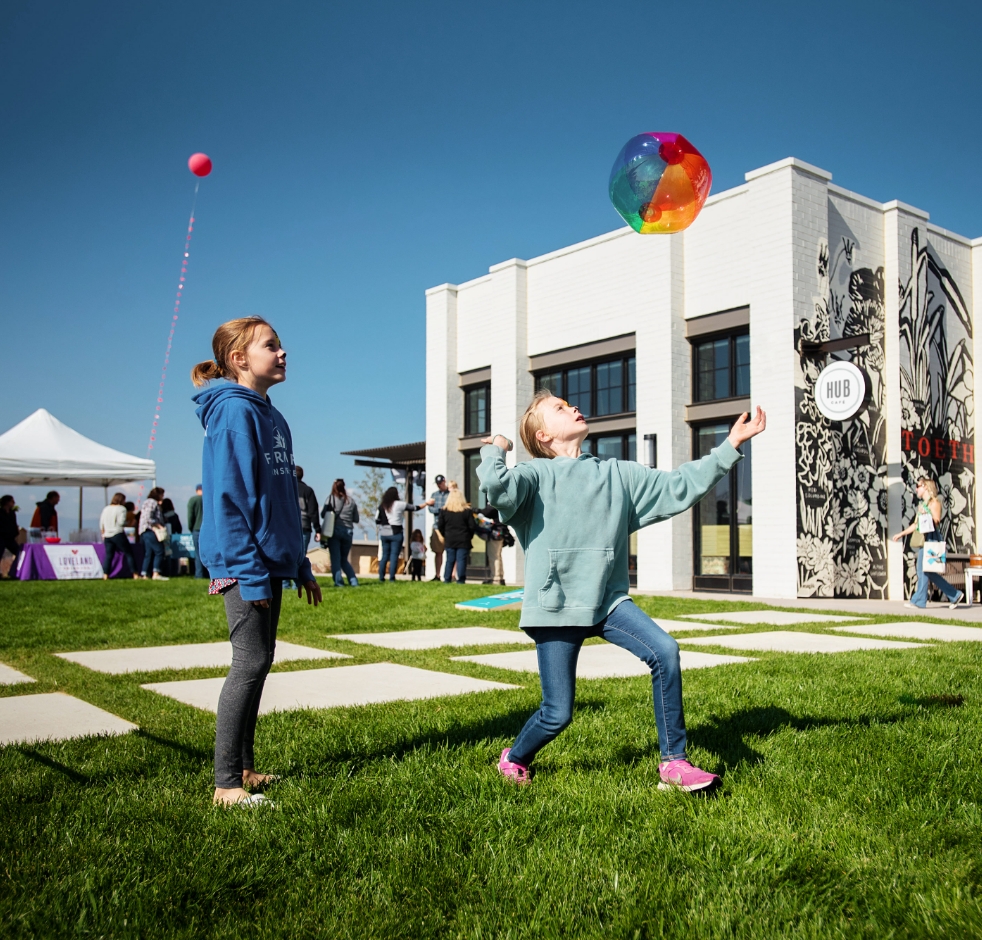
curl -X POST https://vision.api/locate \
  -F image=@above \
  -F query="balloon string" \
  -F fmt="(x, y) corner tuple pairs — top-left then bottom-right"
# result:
(137, 182), (201, 504)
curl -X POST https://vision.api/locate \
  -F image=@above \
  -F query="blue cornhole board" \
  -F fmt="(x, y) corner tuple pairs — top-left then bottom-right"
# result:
(455, 589), (524, 612)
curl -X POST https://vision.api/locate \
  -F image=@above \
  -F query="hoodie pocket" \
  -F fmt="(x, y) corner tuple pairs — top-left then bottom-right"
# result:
(538, 548), (614, 612)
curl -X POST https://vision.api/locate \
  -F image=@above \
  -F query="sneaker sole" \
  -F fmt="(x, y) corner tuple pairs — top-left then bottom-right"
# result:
(657, 779), (719, 792)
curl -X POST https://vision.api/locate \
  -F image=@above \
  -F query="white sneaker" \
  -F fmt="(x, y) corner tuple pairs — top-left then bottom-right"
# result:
(949, 591), (965, 609)
(152, 573), (170, 581)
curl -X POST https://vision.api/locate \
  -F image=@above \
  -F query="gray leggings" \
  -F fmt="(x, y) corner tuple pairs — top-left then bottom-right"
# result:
(214, 580), (282, 789)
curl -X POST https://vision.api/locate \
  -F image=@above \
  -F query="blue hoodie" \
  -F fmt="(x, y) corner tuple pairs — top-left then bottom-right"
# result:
(193, 383), (313, 601)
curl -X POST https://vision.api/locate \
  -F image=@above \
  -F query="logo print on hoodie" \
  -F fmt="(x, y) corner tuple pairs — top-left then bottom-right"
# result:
(267, 426), (294, 475)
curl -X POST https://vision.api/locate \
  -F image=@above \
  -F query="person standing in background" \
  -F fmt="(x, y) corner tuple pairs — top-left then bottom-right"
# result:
(428, 475), (449, 581)
(437, 484), (476, 583)
(187, 485), (207, 579)
(378, 486), (434, 581)
(31, 491), (60, 534)
(0, 495), (22, 579)
(100, 493), (138, 580)
(323, 479), (360, 587)
(296, 466), (320, 551)
(481, 502), (506, 585)
(138, 487), (169, 581)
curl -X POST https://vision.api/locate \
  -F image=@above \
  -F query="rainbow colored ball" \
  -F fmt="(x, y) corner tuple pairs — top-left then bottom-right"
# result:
(608, 133), (712, 234)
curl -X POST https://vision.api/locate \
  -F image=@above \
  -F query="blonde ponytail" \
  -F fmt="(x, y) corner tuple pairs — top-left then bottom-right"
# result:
(190, 359), (224, 387)
(190, 316), (278, 387)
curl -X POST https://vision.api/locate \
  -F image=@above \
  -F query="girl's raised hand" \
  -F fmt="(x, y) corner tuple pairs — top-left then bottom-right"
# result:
(480, 435), (513, 451)
(727, 407), (767, 449)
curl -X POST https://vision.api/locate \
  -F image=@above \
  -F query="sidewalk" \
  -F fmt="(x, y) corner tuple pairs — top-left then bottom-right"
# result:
(631, 589), (982, 623)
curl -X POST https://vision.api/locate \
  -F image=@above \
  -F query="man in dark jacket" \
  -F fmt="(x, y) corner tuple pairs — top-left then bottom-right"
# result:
(30, 491), (60, 533)
(296, 466), (320, 550)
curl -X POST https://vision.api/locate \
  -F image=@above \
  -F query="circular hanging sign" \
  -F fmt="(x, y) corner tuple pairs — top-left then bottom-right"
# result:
(815, 360), (866, 421)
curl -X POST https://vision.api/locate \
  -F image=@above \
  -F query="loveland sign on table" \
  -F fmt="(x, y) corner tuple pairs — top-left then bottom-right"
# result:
(608, 132), (712, 234)
(42, 545), (103, 579)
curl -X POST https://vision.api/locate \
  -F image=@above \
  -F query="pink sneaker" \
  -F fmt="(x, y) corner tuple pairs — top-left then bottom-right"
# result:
(658, 759), (719, 792)
(498, 749), (531, 784)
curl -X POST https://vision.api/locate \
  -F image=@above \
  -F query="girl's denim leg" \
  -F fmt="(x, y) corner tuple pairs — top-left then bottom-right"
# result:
(443, 550), (455, 582)
(508, 627), (587, 766)
(910, 548), (929, 607)
(601, 600), (687, 761)
(456, 548), (468, 583)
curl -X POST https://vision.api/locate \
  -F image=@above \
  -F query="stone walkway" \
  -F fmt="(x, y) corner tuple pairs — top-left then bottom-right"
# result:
(834, 622), (982, 642)
(679, 631), (925, 654)
(0, 692), (137, 746)
(57, 641), (349, 674)
(0, 663), (35, 686)
(142, 662), (517, 714)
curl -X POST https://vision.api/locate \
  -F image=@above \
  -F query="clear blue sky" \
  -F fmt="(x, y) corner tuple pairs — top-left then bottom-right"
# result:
(2, 0), (980, 527)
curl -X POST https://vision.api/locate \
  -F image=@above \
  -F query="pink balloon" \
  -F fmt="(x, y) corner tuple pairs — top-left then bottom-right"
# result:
(188, 153), (212, 177)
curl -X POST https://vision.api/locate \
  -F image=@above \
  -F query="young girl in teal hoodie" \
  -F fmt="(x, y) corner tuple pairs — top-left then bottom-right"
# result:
(192, 316), (321, 807)
(478, 391), (766, 792)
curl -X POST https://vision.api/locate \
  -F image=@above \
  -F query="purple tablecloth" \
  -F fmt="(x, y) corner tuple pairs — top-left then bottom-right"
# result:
(16, 541), (145, 580)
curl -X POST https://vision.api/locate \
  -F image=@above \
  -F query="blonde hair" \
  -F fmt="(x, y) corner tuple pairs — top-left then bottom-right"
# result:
(444, 487), (470, 512)
(191, 316), (278, 387)
(520, 389), (557, 459)
(918, 477), (938, 499)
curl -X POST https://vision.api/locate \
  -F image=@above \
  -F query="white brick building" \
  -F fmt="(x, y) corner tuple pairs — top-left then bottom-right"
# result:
(425, 158), (982, 600)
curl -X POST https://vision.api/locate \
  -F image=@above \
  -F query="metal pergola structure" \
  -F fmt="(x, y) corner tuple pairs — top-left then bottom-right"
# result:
(340, 441), (426, 562)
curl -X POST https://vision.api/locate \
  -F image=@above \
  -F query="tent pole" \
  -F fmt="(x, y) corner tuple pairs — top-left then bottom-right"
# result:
(104, 486), (108, 506)
(78, 486), (83, 532)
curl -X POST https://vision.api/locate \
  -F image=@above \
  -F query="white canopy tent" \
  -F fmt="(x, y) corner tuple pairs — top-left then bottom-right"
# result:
(0, 409), (156, 531)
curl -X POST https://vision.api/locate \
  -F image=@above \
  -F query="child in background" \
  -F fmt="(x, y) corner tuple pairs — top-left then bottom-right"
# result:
(192, 315), (322, 808)
(479, 392), (766, 792)
(408, 528), (426, 581)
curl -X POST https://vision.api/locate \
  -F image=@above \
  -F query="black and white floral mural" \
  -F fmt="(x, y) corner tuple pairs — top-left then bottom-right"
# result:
(898, 228), (975, 594)
(794, 231), (888, 598)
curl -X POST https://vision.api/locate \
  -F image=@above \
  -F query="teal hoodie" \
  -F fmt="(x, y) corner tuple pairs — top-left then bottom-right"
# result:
(477, 441), (742, 628)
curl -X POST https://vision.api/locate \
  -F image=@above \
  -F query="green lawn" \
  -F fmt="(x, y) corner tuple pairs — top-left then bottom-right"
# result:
(1, 579), (981, 939)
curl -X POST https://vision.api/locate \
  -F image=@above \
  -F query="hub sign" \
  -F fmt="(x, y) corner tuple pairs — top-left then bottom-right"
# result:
(814, 360), (865, 421)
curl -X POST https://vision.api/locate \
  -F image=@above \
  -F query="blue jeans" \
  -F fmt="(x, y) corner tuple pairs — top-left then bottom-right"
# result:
(443, 547), (468, 583)
(379, 533), (403, 580)
(102, 533), (136, 577)
(328, 524), (357, 585)
(192, 530), (206, 578)
(508, 600), (687, 766)
(910, 541), (961, 607)
(140, 529), (165, 576)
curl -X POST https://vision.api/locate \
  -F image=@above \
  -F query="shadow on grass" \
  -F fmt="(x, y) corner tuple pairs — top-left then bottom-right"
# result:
(690, 705), (915, 772)
(301, 706), (537, 777)
(16, 748), (91, 784)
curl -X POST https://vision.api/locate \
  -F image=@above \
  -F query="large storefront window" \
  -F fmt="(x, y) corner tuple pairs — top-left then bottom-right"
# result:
(581, 433), (636, 462)
(693, 424), (752, 592)
(535, 356), (636, 418)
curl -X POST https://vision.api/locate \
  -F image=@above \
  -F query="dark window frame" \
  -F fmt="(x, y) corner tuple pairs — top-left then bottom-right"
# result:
(533, 354), (637, 419)
(463, 382), (491, 436)
(690, 421), (752, 593)
(690, 330), (750, 404)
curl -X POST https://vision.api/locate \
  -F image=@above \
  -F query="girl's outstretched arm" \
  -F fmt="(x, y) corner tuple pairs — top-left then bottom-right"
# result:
(476, 436), (536, 525)
(626, 408), (766, 529)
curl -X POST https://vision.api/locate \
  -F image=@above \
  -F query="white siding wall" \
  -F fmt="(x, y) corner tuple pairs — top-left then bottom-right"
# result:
(682, 188), (752, 319)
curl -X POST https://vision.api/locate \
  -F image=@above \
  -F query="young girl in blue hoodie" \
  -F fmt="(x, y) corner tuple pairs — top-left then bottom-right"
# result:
(479, 391), (765, 792)
(192, 316), (322, 807)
